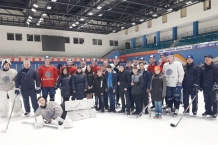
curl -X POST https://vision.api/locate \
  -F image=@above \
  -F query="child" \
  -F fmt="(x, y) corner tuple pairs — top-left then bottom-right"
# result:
(150, 66), (166, 119)
(131, 66), (144, 115)
(57, 66), (72, 103)
(93, 70), (106, 112)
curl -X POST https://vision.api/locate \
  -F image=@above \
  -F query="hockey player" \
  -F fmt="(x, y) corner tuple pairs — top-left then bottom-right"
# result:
(91, 58), (101, 75)
(182, 55), (200, 116)
(15, 60), (41, 117)
(200, 55), (218, 119)
(117, 63), (131, 115)
(38, 56), (58, 101)
(0, 59), (23, 117)
(159, 52), (168, 72)
(132, 57), (139, 68)
(80, 58), (87, 73)
(162, 52), (184, 117)
(66, 58), (77, 75)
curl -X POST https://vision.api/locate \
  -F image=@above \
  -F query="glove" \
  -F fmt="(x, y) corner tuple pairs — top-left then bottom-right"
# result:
(35, 87), (41, 94)
(176, 82), (182, 91)
(14, 89), (20, 95)
(212, 83), (218, 91)
(193, 84), (200, 92)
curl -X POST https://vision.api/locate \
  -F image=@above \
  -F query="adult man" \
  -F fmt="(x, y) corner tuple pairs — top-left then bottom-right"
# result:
(117, 63), (131, 115)
(66, 58), (77, 75)
(15, 60), (41, 116)
(0, 59), (23, 117)
(38, 56), (58, 101)
(80, 58), (87, 73)
(182, 55), (200, 116)
(91, 58), (101, 75)
(125, 60), (133, 72)
(163, 52), (184, 117)
(200, 55), (218, 119)
(103, 59), (109, 67)
(132, 57), (139, 68)
(159, 52), (168, 72)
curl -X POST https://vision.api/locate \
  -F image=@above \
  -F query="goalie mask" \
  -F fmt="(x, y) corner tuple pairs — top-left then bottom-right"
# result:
(1, 59), (11, 66)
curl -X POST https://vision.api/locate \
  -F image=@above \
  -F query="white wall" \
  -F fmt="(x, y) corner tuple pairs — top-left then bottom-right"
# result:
(0, 25), (121, 57)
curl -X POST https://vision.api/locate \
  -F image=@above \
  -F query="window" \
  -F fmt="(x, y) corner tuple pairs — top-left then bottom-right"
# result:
(204, 0), (211, 11)
(148, 20), (152, 28)
(162, 14), (167, 23)
(27, 34), (33, 41)
(34, 35), (40, 42)
(181, 7), (187, 18)
(73, 38), (78, 44)
(65, 37), (70, 43)
(110, 40), (114, 46)
(7, 33), (14, 40)
(98, 39), (102, 45)
(114, 41), (118, 46)
(79, 38), (84, 44)
(15, 33), (22, 41)
(93, 39), (97, 45)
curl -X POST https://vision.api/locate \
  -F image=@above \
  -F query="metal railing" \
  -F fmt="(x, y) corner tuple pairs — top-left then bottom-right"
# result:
(199, 25), (218, 34)
(160, 35), (173, 42)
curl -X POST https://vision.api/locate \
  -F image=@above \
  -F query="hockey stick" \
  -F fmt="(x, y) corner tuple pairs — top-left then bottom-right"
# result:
(170, 92), (198, 128)
(22, 121), (60, 129)
(1, 94), (18, 133)
(136, 101), (152, 118)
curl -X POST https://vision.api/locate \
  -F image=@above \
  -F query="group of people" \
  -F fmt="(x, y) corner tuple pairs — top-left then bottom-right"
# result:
(0, 52), (217, 125)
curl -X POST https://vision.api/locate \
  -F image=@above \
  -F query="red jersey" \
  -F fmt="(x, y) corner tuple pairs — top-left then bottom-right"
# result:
(91, 65), (101, 75)
(147, 63), (158, 73)
(160, 61), (168, 72)
(38, 65), (58, 87)
(67, 66), (77, 74)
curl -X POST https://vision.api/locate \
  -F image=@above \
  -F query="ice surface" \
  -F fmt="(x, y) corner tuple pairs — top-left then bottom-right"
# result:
(0, 90), (217, 145)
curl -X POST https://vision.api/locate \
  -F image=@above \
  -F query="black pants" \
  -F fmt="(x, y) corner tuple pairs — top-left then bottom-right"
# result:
(62, 97), (70, 103)
(142, 92), (149, 113)
(21, 89), (38, 112)
(116, 86), (120, 103)
(203, 88), (217, 115)
(103, 91), (109, 108)
(133, 94), (143, 113)
(71, 98), (83, 100)
(120, 90), (130, 112)
(129, 89), (135, 108)
(183, 87), (198, 113)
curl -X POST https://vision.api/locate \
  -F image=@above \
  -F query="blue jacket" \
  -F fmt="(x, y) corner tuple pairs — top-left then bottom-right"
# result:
(105, 71), (117, 91)
(15, 68), (40, 90)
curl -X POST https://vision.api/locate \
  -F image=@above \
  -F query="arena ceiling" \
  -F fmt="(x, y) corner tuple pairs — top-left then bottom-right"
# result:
(0, 0), (205, 34)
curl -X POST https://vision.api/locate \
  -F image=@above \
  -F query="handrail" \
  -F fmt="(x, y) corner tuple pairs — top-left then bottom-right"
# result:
(160, 35), (173, 42)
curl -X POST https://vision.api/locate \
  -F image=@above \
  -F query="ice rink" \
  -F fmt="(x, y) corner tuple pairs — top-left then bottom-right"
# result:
(0, 90), (217, 145)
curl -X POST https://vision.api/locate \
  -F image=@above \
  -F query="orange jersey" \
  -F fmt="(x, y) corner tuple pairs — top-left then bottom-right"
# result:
(38, 65), (58, 87)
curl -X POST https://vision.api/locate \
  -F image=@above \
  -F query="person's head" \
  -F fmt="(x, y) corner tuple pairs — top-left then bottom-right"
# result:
(139, 62), (144, 70)
(86, 65), (92, 72)
(133, 57), (139, 65)
(92, 58), (97, 66)
(44, 56), (50, 66)
(160, 52), (168, 62)
(186, 55), (194, 64)
(76, 66), (82, 73)
(106, 64), (113, 73)
(103, 59), (108, 66)
(97, 70), (102, 77)
(61, 66), (68, 75)
(80, 58), (86, 67)
(67, 59), (73, 66)
(167, 52), (174, 62)
(38, 97), (46, 107)
(113, 56), (119, 64)
(23, 60), (31, 69)
(204, 55), (213, 65)
(132, 66), (138, 74)
(149, 55), (156, 64)
(101, 64), (106, 72)
(119, 63), (125, 72)
(139, 57), (145, 63)
(154, 66), (161, 75)
(127, 60), (132, 67)
(2, 59), (11, 70)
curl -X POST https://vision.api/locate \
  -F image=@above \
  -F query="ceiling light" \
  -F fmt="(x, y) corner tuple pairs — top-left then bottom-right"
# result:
(167, 8), (173, 12)
(42, 13), (47, 16)
(26, 22), (30, 24)
(88, 12), (93, 15)
(132, 22), (135, 25)
(28, 16), (32, 19)
(27, 19), (31, 22)
(69, 26), (72, 28)
(33, 4), (38, 8)
(72, 24), (76, 27)
(186, 1), (192, 5)
(51, 0), (57, 2)
(40, 18), (43, 21)
(108, 8), (112, 11)
(152, 14), (157, 17)
(31, 8), (36, 12)
(37, 23), (40, 26)
(98, 14), (103, 16)
(80, 18), (84, 21)
(140, 19), (144, 22)
(122, 0), (126, 1)
(76, 22), (79, 24)
(97, 6), (102, 9)
(47, 6), (52, 9)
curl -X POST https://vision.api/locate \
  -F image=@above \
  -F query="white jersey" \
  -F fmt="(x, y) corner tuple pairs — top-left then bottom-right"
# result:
(162, 61), (184, 87)
(82, 65), (86, 73)
(0, 69), (17, 91)
(110, 63), (119, 69)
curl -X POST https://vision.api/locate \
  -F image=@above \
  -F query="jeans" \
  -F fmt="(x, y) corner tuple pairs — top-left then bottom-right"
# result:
(155, 101), (162, 114)
(108, 88), (115, 109)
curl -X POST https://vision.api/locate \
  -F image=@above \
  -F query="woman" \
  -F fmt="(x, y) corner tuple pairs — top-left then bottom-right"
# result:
(57, 66), (72, 103)
(35, 97), (64, 125)
(72, 66), (88, 100)
(85, 65), (94, 99)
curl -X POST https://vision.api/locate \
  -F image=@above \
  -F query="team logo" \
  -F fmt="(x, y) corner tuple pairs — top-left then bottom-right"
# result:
(166, 68), (173, 75)
(45, 71), (52, 78)
(2, 76), (10, 83)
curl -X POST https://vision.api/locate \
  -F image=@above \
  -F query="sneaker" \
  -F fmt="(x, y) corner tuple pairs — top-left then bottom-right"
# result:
(132, 111), (138, 115)
(202, 111), (210, 116)
(24, 112), (30, 117)
(174, 109), (179, 117)
(158, 113), (162, 119)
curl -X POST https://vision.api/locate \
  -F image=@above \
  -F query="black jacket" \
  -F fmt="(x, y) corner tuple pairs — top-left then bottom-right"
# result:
(131, 74), (144, 95)
(72, 72), (88, 99)
(15, 68), (40, 90)
(93, 76), (106, 96)
(118, 70), (131, 91)
(105, 71), (117, 91)
(142, 71), (151, 91)
(200, 63), (218, 89)
(57, 74), (72, 98)
(182, 63), (201, 87)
